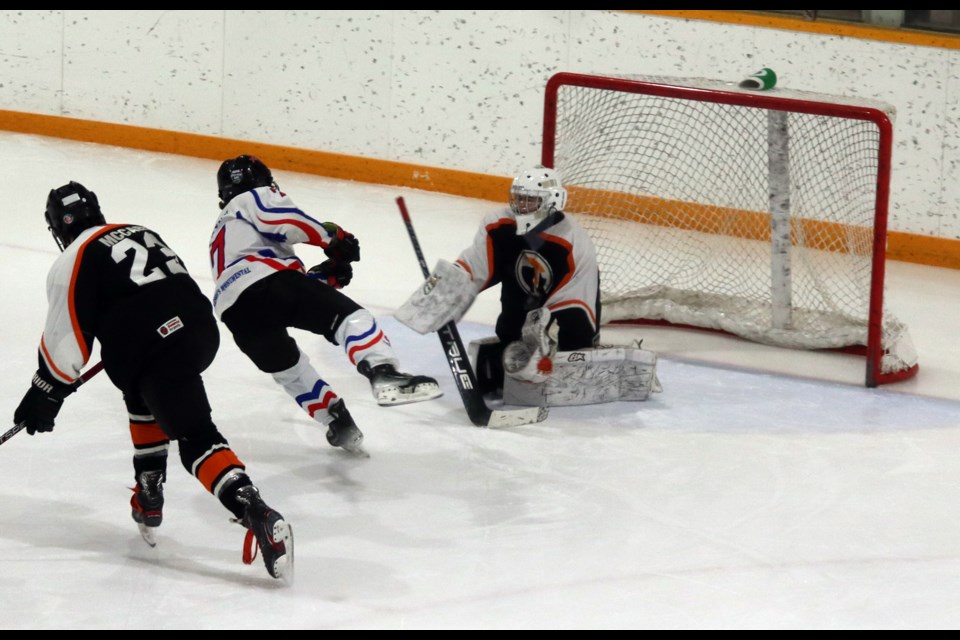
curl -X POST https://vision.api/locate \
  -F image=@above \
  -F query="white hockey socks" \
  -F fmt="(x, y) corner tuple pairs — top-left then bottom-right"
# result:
(271, 350), (339, 425)
(336, 309), (399, 369)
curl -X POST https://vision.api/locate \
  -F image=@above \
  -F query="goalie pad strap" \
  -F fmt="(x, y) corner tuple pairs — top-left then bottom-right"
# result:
(395, 259), (476, 334)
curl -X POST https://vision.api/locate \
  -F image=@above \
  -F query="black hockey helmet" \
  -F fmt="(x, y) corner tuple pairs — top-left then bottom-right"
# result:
(217, 155), (275, 207)
(45, 181), (106, 251)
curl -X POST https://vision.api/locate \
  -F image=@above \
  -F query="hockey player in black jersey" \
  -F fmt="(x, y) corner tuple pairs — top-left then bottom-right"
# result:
(209, 155), (442, 454)
(397, 167), (661, 407)
(12, 182), (293, 582)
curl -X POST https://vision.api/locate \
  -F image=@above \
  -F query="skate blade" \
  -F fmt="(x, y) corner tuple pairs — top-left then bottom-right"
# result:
(137, 523), (158, 548)
(271, 521), (295, 586)
(341, 442), (371, 458)
(375, 383), (443, 406)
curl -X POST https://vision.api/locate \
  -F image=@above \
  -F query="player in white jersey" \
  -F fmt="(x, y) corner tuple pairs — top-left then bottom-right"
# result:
(12, 182), (292, 581)
(210, 155), (441, 454)
(396, 167), (661, 406)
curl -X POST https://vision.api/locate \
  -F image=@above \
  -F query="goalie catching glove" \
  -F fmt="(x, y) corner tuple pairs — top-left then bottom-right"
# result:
(502, 308), (559, 384)
(395, 259), (477, 334)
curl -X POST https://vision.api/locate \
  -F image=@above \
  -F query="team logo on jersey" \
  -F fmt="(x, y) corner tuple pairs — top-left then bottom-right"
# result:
(515, 250), (553, 298)
(157, 316), (184, 338)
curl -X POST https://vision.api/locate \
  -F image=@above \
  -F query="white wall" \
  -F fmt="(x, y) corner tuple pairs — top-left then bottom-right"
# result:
(1, 10), (957, 239)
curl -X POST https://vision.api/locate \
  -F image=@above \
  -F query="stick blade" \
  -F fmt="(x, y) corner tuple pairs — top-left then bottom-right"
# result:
(486, 405), (549, 428)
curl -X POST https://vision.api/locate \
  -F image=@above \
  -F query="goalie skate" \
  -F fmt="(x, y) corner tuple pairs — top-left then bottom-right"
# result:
(358, 362), (443, 407)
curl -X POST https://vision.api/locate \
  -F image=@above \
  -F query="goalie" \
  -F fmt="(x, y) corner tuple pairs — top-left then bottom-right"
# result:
(396, 166), (661, 406)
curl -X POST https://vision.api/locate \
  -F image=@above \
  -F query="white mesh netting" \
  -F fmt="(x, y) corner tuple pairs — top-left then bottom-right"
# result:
(549, 74), (917, 378)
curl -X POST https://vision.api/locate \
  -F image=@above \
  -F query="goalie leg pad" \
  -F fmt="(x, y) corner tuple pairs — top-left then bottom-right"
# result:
(395, 259), (476, 334)
(503, 346), (662, 407)
(468, 337), (504, 395)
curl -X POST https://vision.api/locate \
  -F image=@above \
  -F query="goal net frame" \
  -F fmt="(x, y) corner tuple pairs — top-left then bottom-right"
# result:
(541, 72), (918, 387)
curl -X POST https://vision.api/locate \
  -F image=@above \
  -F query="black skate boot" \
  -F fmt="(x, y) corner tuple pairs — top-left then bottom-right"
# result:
(326, 399), (368, 457)
(357, 361), (443, 406)
(130, 470), (164, 547)
(235, 485), (294, 583)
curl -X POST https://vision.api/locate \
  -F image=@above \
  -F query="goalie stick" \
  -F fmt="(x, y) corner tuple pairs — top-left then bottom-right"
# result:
(396, 196), (548, 428)
(1, 361), (105, 446)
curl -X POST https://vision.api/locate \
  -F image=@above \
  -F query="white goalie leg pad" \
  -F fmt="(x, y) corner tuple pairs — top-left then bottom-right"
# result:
(503, 346), (662, 407)
(468, 336), (502, 369)
(469, 336), (504, 393)
(395, 259), (476, 334)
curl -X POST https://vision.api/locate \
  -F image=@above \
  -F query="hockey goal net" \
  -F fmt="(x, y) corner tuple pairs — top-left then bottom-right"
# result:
(542, 72), (917, 386)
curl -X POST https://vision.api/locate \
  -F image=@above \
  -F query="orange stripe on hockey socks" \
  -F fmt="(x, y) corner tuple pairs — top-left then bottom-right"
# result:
(195, 449), (245, 494)
(128, 421), (169, 448)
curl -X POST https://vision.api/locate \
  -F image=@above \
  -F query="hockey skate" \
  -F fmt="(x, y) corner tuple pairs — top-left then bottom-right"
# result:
(326, 398), (369, 457)
(235, 485), (294, 584)
(358, 361), (442, 406)
(130, 470), (164, 548)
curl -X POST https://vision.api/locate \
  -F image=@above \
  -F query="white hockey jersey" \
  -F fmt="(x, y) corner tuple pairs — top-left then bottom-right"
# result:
(209, 185), (339, 316)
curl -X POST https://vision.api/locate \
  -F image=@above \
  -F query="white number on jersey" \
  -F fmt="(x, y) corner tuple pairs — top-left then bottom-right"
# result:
(110, 232), (187, 286)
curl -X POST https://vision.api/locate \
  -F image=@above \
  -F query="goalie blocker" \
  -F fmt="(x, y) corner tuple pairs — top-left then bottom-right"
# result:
(395, 259), (475, 335)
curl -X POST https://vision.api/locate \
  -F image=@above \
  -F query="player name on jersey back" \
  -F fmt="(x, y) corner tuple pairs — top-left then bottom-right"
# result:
(96, 225), (149, 247)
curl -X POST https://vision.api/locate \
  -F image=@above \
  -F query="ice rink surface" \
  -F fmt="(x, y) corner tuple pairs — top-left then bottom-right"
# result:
(1, 132), (959, 629)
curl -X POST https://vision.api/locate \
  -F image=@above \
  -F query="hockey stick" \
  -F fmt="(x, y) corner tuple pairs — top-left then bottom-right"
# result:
(396, 196), (548, 428)
(1, 361), (105, 446)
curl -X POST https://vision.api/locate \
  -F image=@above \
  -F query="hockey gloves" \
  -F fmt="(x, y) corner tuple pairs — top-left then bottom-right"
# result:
(321, 222), (360, 264)
(313, 222), (359, 289)
(14, 370), (75, 435)
(308, 258), (354, 289)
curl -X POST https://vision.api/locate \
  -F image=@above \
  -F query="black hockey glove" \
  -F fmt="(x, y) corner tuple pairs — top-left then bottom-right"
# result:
(321, 222), (361, 264)
(308, 258), (354, 289)
(13, 370), (75, 435)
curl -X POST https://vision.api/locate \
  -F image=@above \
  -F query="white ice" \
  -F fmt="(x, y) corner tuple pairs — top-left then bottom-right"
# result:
(1, 132), (960, 630)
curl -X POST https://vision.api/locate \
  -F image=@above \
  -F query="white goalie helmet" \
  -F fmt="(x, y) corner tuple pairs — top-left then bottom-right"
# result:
(509, 166), (567, 235)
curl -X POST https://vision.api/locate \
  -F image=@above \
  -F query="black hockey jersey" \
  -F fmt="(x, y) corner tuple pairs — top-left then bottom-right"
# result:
(39, 224), (216, 388)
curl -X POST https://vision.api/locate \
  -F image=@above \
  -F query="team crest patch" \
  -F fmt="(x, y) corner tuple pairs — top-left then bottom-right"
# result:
(157, 316), (184, 337)
(514, 250), (553, 297)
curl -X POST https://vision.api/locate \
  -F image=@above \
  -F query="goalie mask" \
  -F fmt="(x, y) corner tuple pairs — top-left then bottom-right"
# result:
(45, 181), (106, 251)
(217, 155), (276, 208)
(509, 167), (567, 235)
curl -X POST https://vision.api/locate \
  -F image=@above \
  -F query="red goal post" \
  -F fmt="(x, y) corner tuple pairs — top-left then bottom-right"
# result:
(542, 72), (918, 387)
